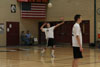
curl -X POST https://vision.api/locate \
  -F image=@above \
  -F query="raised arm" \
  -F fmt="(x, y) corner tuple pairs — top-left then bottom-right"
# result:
(40, 23), (47, 32)
(54, 17), (65, 29)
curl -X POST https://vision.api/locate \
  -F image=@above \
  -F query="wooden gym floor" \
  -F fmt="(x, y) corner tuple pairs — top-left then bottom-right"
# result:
(0, 46), (100, 67)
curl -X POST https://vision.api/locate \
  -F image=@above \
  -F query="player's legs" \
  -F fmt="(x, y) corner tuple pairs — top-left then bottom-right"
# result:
(51, 46), (56, 58)
(72, 59), (79, 67)
(47, 38), (55, 57)
(72, 47), (83, 67)
(41, 47), (46, 56)
(50, 38), (55, 58)
(41, 39), (48, 56)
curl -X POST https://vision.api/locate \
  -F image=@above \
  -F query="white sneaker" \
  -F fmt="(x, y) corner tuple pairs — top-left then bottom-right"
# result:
(51, 54), (55, 58)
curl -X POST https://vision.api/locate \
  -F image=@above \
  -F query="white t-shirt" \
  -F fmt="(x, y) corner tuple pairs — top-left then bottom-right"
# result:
(43, 26), (55, 39)
(72, 23), (82, 47)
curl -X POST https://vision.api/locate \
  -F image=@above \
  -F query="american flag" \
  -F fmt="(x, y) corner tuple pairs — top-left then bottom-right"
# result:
(18, 0), (28, 2)
(18, 0), (48, 3)
(21, 2), (47, 19)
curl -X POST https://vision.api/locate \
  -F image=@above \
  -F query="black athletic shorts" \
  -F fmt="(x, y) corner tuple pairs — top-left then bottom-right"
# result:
(73, 47), (83, 59)
(47, 38), (55, 47)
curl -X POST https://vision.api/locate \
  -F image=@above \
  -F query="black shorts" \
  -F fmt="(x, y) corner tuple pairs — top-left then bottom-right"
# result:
(47, 38), (55, 47)
(73, 47), (83, 59)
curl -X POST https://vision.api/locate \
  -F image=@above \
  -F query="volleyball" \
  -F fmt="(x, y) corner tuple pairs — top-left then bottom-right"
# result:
(48, 3), (53, 8)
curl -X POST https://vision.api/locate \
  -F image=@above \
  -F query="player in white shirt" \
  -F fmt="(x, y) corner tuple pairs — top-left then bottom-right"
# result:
(40, 17), (64, 58)
(72, 14), (83, 67)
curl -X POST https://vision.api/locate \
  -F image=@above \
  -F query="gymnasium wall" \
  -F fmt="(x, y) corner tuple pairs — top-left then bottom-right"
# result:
(20, 19), (39, 39)
(0, 0), (20, 46)
(0, 0), (98, 46)
(96, 0), (100, 40)
(0, 0), (39, 46)
(47, 0), (94, 43)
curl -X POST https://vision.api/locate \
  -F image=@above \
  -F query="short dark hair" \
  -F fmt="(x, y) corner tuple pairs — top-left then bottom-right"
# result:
(74, 14), (81, 22)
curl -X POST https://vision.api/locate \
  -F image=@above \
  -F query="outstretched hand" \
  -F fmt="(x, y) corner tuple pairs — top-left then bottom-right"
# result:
(60, 17), (65, 24)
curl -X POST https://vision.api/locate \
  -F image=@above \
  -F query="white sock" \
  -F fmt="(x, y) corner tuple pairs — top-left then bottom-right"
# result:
(51, 50), (55, 56)
(41, 49), (45, 54)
